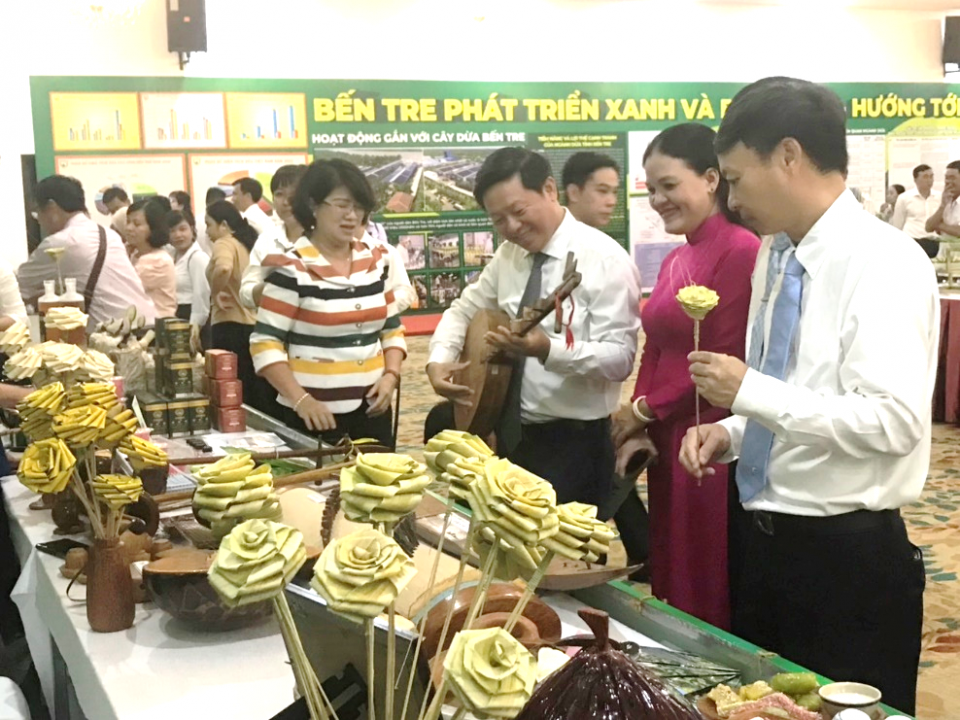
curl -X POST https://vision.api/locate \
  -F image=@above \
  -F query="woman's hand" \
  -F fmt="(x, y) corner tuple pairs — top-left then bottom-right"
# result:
(215, 291), (235, 311)
(612, 402), (647, 450)
(189, 324), (202, 355)
(366, 373), (398, 416)
(615, 431), (658, 477)
(296, 396), (336, 432)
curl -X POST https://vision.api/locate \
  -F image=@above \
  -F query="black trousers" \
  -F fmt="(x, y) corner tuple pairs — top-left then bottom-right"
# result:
(424, 402), (649, 563)
(211, 322), (279, 418)
(733, 508), (924, 715)
(281, 397), (395, 450)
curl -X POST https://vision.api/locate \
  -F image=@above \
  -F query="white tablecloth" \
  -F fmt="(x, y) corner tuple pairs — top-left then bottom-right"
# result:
(3, 477), (296, 720)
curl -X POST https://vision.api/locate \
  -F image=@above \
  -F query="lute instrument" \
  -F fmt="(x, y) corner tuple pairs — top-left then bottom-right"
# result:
(453, 251), (582, 436)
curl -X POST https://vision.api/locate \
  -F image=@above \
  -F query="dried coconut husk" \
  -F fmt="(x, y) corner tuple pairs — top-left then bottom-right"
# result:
(514, 608), (702, 720)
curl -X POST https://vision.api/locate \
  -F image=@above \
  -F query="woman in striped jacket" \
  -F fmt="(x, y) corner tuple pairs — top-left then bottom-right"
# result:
(250, 159), (406, 448)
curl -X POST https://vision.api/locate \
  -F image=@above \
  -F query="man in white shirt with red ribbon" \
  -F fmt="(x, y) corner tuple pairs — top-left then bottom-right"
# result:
(681, 77), (937, 716)
(427, 148), (644, 564)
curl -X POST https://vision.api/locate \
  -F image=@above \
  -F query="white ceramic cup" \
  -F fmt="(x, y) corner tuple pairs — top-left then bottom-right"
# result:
(818, 682), (883, 720)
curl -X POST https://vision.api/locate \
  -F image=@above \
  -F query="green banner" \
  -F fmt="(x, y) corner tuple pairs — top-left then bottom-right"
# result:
(29, 77), (960, 310)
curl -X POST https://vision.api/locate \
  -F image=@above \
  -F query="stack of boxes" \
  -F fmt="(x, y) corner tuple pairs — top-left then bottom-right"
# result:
(136, 318), (211, 437)
(204, 349), (246, 433)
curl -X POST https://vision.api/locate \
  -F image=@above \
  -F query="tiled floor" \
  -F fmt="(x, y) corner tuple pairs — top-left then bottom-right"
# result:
(397, 335), (958, 719)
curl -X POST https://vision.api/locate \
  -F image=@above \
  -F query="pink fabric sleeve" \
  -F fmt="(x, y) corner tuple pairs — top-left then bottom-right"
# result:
(641, 238), (758, 422)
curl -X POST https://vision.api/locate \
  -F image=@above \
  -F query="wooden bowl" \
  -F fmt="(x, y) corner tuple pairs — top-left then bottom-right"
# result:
(143, 546), (320, 631)
(420, 582), (562, 660)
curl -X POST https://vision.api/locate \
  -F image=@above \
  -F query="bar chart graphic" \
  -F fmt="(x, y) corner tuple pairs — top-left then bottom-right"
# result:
(225, 93), (308, 149)
(51, 93), (142, 151)
(141, 92), (227, 149)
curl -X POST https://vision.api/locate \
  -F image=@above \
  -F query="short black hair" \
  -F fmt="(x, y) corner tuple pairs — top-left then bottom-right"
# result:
(561, 152), (620, 191)
(891, 184), (906, 196)
(913, 164), (932, 179)
(292, 159), (376, 233)
(233, 178), (263, 203)
(947, 160), (960, 173)
(271, 164), (308, 194)
(645, 122), (746, 228)
(101, 186), (129, 205)
(716, 76), (848, 176)
(206, 199), (258, 251)
(166, 209), (195, 231)
(169, 190), (191, 209)
(35, 175), (86, 213)
(128, 198), (170, 249)
(474, 148), (552, 208)
(205, 187), (227, 206)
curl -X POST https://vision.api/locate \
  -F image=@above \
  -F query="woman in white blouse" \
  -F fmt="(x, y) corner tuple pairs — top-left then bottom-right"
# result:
(167, 210), (210, 354)
(0, 259), (27, 331)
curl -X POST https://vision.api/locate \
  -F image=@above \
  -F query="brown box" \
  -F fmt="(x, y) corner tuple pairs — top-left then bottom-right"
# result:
(166, 399), (191, 437)
(208, 378), (243, 408)
(185, 396), (211, 435)
(214, 406), (246, 433)
(204, 350), (238, 379)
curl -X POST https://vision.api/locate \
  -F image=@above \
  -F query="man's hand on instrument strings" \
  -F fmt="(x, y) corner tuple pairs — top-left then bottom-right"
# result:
(485, 326), (550, 362)
(426, 361), (474, 407)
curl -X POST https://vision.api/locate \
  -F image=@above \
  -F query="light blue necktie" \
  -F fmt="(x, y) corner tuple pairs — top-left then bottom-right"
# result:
(746, 233), (794, 370)
(736, 248), (805, 502)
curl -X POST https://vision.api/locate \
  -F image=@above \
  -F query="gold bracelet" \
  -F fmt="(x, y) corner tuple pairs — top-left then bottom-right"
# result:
(292, 392), (311, 412)
(382, 369), (401, 382)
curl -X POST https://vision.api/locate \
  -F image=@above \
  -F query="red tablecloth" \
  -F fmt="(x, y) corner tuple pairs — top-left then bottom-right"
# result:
(934, 294), (960, 422)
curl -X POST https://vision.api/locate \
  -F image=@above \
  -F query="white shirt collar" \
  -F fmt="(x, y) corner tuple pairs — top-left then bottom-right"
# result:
(536, 207), (578, 261)
(794, 190), (862, 280)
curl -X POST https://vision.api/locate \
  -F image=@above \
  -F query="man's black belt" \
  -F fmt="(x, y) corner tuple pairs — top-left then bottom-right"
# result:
(521, 417), (608, 433)
(751, 508), (899, 537)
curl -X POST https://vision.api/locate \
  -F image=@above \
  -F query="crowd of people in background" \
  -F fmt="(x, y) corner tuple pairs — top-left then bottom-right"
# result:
(12, 164), (415, 447)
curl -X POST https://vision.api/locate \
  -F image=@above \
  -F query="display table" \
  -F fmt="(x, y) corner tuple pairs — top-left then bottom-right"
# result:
(935, 288), (960, 423)
(4, 477), (296, 720)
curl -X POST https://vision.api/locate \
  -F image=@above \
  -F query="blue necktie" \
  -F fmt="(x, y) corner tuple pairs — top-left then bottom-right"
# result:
(746, 234), (794, 370)
(736, 250), (805, 502)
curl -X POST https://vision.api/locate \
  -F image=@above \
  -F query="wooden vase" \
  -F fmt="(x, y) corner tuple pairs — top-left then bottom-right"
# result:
(86, 538), (135, 633)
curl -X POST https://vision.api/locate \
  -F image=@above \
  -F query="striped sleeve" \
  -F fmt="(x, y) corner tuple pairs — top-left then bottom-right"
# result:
(379, 250), (408, 356)
(250, 266), (299, 373)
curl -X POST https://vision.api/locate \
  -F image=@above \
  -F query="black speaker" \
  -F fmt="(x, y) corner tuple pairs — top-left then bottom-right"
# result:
(167, 0), (206, 53)
(944, 16), (960, 65)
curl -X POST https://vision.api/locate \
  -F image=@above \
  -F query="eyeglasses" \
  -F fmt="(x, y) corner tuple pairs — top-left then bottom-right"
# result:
(322, 200), (364, 217)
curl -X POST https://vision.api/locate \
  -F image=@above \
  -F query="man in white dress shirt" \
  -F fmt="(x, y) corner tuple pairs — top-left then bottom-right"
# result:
(891, 164), (940, 258)
(18, 176), (155, 328)
(681, 77), (936, 715)
(239, 165), (306, 311)
(427, 148), (642, 529)
(925, 159), (960, 239)
(231, 177), (272, 236)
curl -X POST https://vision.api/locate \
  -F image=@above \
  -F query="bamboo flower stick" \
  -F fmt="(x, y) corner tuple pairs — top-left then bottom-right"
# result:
(366, 618), (377, 720)
(385, 603), (396, 720)
(415, 518), (478, 720)
(273, 592), (332, 720)
(502, 550), (555, 635)
(399, 498), (455, 720)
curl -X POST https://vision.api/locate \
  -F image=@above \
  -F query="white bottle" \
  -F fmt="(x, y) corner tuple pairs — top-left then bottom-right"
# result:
(37, 280), (60, 316)
(59, 278), (85, 311)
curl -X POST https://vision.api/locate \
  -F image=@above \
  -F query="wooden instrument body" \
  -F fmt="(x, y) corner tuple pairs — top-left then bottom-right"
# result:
(453, 309), (513, 437)
(451, 251), (583, 438)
